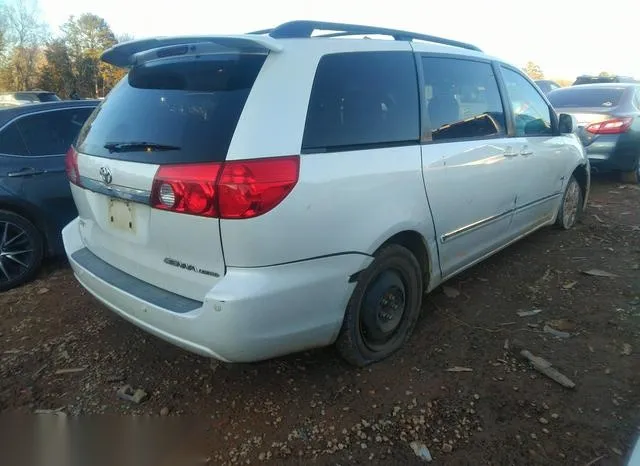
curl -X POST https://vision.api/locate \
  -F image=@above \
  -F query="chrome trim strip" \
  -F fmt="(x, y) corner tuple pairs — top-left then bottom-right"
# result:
(441, 208), (513, 243)
(440, 192), (562, 244)
(516, 192), (562, 213)
(79, 175), (151, 204)
(440, 220), (552, 282)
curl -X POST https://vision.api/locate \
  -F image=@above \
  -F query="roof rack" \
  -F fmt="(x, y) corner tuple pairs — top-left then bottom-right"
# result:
(248, 20), (482, 52)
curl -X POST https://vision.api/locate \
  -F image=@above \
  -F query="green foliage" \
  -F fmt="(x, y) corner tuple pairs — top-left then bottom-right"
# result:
(60, 13), (119, 98)
(36, 39), (74, 97)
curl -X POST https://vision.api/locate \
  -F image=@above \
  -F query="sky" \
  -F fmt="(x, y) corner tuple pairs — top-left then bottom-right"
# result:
(32, 0), (640, 80)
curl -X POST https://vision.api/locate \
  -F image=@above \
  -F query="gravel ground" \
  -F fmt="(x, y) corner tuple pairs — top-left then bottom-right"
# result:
(1, 177), (639, 465)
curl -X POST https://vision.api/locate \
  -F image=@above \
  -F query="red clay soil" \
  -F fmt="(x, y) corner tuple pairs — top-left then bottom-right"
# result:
(0, 178), (638, 465)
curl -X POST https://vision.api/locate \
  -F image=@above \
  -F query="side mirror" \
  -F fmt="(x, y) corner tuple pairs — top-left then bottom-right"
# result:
(558, 113), (577, 134)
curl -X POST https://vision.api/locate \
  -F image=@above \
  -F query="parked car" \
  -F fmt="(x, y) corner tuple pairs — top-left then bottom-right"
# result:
(573, 75), (637, 86)
(0, 91), (61, 107)
(62, 20), (589, 366)
(534, 79), (561, 95)
(547, 83), (640, 183)
(0, 100), (98, 291)
(629, 436), (640, 466)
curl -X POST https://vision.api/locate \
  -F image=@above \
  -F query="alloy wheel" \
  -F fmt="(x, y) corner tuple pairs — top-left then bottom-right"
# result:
(0, 221), (35, 285)
(562, 181), (580, 228)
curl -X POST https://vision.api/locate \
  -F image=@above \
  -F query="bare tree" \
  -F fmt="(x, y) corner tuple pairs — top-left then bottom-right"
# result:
(0, 13), (7, 57)
(1, 0), (48, 90)
(62, 13), (118, 97)
(116, 33), (135, 43)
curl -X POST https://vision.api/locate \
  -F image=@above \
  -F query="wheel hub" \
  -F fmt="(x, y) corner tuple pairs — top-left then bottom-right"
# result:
(562, 181), (580, 227)
(377, 287), (404, 328)
(0, 221), (34, 283)
(360, 270), (407, 351)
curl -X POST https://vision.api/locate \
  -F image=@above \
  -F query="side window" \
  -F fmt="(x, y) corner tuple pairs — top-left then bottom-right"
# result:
(16, 107), (94, 156)
(0, 122), (29, 156)
(302, 51), (419, 152)
(421, 56), (506, 142)
(500, 67), (553, 137)
(15, 92), (35, 102)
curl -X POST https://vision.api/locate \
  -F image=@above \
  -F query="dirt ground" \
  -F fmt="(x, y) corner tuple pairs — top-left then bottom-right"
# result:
(1, 177), (638, 466)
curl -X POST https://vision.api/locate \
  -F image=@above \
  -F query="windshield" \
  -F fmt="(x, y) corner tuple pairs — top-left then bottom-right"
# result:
(548, 87), (625, 108)
(75, 53), (267, 164)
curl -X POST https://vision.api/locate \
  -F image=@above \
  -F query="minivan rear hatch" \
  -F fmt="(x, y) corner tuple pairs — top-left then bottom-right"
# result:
(69, 49), (267, 300)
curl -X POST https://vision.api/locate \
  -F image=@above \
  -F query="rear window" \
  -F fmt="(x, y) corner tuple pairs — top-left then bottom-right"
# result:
(302, 51), (419, 152)
(76, 53), (267, 164)
(0, 122), (28, 155)
(548, 87), (625, 108)
(14, 93), (38, 102)
(18, 107), (95, 156)
(37, 93), (60, 102)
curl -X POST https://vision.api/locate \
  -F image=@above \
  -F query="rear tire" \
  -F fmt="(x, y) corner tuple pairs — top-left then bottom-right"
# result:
(336, 244), (423, 367)
(555, 175), (583, 230)
(620, 159), (640, 184)
(0, 211), (44, 292)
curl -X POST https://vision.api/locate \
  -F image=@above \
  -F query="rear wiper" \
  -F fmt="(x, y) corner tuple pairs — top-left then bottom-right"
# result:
(104, 141), (181, 153)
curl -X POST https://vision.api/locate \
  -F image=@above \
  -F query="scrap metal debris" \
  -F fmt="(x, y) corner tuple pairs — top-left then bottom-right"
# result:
(117, 385), (148, 404)
(543, 325), (571, 339)
(105, 372), (126, 383)
(409, 441), (433, 462)
(546, 319), (576, 331)
(55, 367), (87, 375)
(445, 366), (473, 372)
(518, 349), (576, 389)
(582, 269), (618, 278)
(517, 309), (543, 317)
(442, 286), (460, 298)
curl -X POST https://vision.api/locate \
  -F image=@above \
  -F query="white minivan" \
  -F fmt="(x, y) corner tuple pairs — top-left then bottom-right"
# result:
(63, 21), (589, 366)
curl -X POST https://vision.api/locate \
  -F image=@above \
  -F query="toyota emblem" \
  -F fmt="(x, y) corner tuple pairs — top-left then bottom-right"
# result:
(99, 166), (113, 185)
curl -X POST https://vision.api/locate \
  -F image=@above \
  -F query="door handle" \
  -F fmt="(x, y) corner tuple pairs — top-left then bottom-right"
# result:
(7, 167), (46, 177)
(520, 146), (534, 156)
(503, 146), (519, 157)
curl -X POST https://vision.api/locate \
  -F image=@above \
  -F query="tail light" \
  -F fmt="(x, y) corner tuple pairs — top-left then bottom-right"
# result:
(65, 146), (82, 186)
(586, 117), (633, 135)
(150, 156), (299, 219)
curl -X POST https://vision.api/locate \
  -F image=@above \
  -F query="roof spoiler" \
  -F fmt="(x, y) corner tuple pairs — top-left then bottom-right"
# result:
(101, 35), (283, 68)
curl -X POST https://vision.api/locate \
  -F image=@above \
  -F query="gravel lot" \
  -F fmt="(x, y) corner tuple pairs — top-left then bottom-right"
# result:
(1, 178), (639, 465)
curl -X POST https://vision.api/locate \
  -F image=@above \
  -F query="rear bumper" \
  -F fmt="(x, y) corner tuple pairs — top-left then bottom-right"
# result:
(584, 135), (639, 171)
(63, 218), (372, 363)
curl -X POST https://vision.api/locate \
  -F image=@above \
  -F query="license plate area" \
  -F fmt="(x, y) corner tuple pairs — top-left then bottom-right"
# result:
(108, 198), (135, 233)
